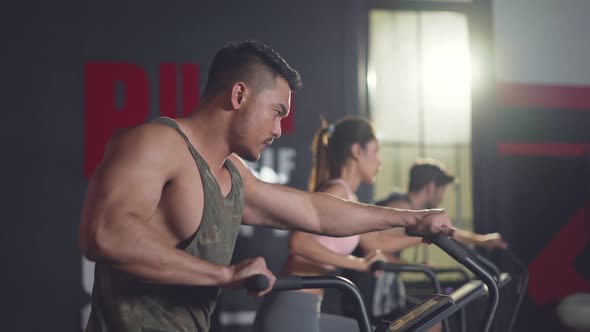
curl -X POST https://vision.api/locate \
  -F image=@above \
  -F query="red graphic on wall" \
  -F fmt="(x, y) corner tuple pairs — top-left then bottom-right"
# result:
(85, 61), (295, 179)
(84, 62), (200, 178)
(498, 142), (590, 157)
(497, 83), (590, 111)
(528, 201), (590, 305)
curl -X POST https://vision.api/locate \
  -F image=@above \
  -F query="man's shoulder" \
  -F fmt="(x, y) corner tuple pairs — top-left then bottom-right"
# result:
(374, 191), (410, 207)
(109, 121), (183, 152)
(98, 121), (189, 175)
(90, 122), (185, 185)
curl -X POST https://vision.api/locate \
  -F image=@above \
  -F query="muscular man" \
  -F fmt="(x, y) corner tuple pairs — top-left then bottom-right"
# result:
(79, 41), (453, 332)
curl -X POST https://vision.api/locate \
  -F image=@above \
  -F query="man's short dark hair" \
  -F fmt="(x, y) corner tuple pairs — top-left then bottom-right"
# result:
(203, 41), (302, 98)
(408, 159), (456, 192)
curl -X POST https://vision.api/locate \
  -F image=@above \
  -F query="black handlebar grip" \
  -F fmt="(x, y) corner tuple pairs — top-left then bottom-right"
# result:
(370, 260), (387, 272)
(404, 228), (423, 238)
(244, 274), (270, 292)
(272, 276), (304, 291)
(425, 234), (470, 264)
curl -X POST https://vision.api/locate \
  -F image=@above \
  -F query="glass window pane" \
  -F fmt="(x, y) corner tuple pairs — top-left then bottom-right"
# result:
(421, 12), (471, 144)
(369, 9), (474, 266)
(369, 10), (421, 142)
(369, 10), (471, 144)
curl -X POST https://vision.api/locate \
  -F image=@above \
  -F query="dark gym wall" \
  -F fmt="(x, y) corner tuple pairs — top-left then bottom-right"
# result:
(475, 0), (590, 330)
(4, 1), (367, 331)
(4, 1), (590, 332)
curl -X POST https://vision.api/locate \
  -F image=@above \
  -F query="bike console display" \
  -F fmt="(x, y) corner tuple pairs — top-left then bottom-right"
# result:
(375, 295), (457, 332)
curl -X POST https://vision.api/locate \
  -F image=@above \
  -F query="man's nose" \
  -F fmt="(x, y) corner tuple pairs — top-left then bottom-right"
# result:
(272, 119), (282, 138)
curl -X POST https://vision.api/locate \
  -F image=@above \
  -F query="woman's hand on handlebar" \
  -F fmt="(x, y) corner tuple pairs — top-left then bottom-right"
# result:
(360, 249), (387, 276)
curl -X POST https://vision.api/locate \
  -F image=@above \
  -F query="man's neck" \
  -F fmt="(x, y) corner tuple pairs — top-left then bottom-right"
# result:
(407, 191), (428, 210)
(177, 104), (232, 171)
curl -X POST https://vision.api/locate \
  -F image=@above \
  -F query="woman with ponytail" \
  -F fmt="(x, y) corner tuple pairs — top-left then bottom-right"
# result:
(254, 116), (387, 332)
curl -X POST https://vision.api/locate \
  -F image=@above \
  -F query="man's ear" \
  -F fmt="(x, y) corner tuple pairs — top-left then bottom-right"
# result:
(230, 82), (248, 109)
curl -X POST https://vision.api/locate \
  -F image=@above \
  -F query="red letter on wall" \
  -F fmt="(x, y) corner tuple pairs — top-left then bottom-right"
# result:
(85, 62), (150, 178)
(159, 63), (177, 118)
(159, 63), (200, 118)
(182, 64), (199, 116)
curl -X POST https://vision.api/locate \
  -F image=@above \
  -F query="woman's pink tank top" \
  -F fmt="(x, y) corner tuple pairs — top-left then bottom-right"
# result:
(311, 179), (360, 256)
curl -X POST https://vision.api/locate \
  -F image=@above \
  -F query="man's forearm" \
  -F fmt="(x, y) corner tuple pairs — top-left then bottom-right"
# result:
(453, 229), (506, 249)
(244, 183), (441, 237)
(86, 215), (232, 287)
(109, 244), (231, 286)
(452, 228), (484, 245)
(310, 192), (424, 236)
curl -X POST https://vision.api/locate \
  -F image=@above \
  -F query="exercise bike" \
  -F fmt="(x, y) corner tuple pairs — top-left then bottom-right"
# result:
(246, 234), (500, 332)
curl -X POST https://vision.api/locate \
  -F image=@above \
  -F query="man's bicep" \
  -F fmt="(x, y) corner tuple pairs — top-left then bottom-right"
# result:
(84, 133), (173, 226)
(242, 177), (316, 230)
(80, 143), (171, 259)
(228, 154), (284, 227)
(95, 161), (165, 216)
(227, 154), (263, 225)
(241, 177), (283, 227)
(387, 200), (412, 209)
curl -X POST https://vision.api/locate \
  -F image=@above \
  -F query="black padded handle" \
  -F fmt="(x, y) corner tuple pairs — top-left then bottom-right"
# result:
(244, 274), (270, 292)
(244, 275), (309, 292)
(272, 276), (304, 291)
(426, 234), (499, 332)
(425, 234), (471, 265)
(370, 260), (386, 272)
